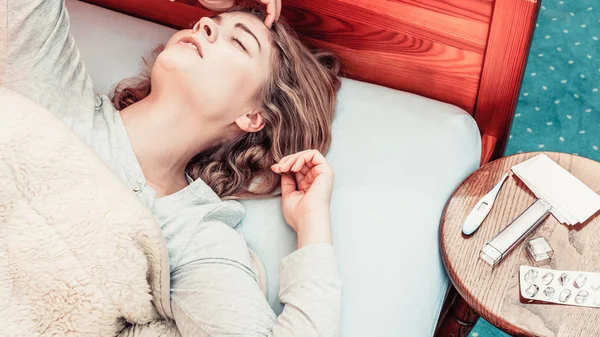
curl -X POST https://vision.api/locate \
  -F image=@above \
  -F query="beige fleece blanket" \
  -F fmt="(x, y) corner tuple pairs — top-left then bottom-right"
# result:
(0, 87), (180, 337)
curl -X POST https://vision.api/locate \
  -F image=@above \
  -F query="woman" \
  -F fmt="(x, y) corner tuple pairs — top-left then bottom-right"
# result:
(0, 0), (342, 335)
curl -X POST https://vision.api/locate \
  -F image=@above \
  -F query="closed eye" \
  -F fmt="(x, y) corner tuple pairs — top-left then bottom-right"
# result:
(233, 37), (247, 53)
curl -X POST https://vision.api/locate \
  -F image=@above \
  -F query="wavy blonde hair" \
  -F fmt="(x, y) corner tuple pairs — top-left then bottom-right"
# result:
(111, 4), (340, 200)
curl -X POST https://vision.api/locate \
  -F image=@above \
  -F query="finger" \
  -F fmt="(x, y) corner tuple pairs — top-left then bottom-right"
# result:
(271, 154), (296, 173)
(277, 149), (329, 174)
(264, 14), (274, 28)
(280, 173), (297, 195)
(297, 150), (328, 172)
(291, 156), (306, 172)
(197, 0), (234, 11)
(304, 168), (316, 185)
(302, 166), (334, 198)
(260, 0), (276, 27)
(271, 159), (284, 173)
(279, 155), (299, 172)
(275, 0), (282, 21)
(304, 164), (333, 185)
(276, 154), (296, 171)
(274, 158), (309, 174)
(300, 164), (310, 175)
(307, 150), (328, 168)
(295, 171), (305, 186)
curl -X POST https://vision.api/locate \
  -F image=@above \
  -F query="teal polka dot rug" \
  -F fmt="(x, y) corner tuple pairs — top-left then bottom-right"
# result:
(471, 0), (598, 336)
(504, 0), (599, 158)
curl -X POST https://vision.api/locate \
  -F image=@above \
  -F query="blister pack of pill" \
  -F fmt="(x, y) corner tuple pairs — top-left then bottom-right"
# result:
(519, 265), (600, 307)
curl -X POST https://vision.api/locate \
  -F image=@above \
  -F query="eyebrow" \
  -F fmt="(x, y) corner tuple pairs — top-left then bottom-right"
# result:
(235, 23), (262, 52)
(211, 15), (262, 52)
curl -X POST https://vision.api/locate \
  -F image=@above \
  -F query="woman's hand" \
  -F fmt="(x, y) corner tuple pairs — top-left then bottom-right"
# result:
(197, 0), (235, 11)
(271, 150), (334, 248)
(197, 0), (281, 28)
(259, 0), (282, 28)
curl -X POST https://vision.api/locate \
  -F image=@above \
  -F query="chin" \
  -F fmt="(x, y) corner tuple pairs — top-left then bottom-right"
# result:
(154, 46), (198, 74)
(151, 57), (205, 103)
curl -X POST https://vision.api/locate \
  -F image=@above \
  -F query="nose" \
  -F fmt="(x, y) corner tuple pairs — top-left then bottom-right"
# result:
(193, 17), (219, 43)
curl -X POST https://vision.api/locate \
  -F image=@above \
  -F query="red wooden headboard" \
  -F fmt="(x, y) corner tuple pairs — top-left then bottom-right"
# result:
(80, 0), (540, 162)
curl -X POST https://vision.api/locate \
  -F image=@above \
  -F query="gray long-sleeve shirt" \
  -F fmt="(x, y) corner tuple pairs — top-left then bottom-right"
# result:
(0, 1), (342, 335)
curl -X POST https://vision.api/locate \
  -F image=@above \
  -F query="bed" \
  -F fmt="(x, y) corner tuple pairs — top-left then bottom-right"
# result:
(66, 0), (540, 335)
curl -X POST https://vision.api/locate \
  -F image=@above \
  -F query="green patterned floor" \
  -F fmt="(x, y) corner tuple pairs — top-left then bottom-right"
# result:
(471, 0), (599, 336)
(505, 1), (599, 158)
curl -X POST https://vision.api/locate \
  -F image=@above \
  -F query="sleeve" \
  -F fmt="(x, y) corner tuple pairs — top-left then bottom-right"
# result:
(170, 220), (342, 337)
(0, 0), (95, 127)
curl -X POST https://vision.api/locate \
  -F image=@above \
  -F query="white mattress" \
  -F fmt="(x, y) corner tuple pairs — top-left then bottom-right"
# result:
(66, 1), (482, 336)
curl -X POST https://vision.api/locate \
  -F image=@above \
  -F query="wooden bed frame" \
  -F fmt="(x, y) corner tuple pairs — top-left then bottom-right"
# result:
(80, 0), (540, 335)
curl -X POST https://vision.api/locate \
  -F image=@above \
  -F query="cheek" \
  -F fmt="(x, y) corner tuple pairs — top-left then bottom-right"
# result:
(203, 52), (263, 103)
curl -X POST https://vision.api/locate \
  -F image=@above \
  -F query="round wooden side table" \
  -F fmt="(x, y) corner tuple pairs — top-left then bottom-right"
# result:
(440, 152), (600, 337)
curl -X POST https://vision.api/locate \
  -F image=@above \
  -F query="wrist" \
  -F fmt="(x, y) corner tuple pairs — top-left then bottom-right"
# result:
(296, 212), (332, 249)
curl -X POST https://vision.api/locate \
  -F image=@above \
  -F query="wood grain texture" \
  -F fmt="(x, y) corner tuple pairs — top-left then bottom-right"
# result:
(441, 152), (600, 337)
(474, 0), (541, 160)
(80, 0), (493, 112)
(434, 286), (480, 337)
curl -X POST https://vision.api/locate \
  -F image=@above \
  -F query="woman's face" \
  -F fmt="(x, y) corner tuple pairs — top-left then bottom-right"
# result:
(155, 12), (273, 132)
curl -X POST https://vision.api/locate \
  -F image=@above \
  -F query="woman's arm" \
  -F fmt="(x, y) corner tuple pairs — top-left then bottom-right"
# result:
(172, 150), (341, 336)
(170, 220), (341, 336)
(0, 0), (94, 122)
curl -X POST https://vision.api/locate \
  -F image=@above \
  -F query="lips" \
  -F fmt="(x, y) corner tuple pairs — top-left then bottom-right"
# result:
(178, 36), (203, 58)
